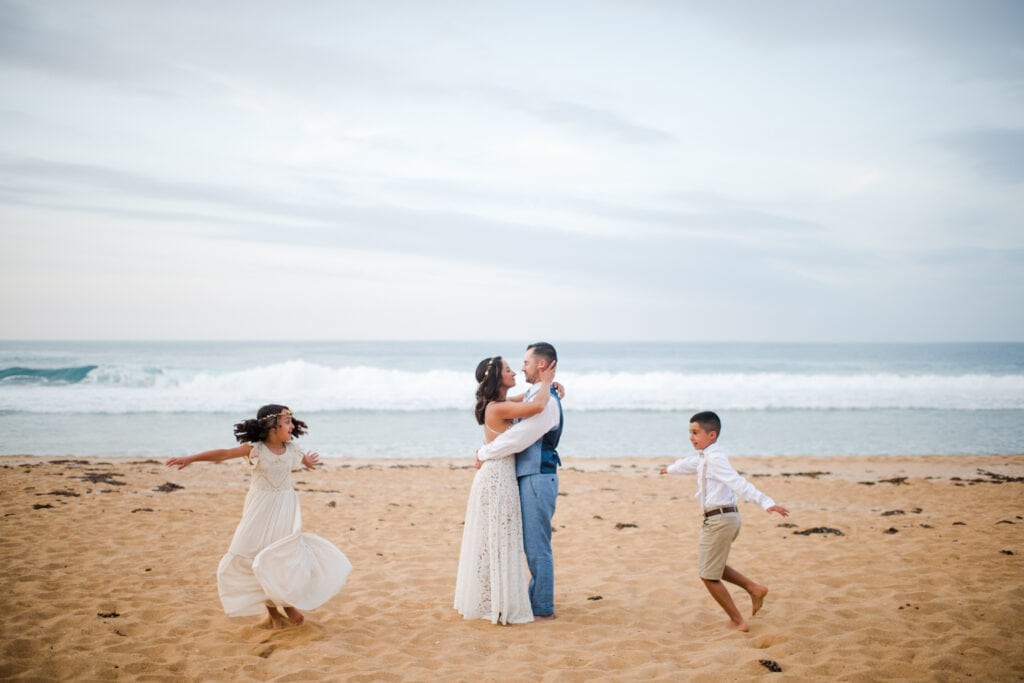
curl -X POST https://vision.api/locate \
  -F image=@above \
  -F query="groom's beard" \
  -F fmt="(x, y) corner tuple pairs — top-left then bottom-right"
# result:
(524, 367), (547, 384)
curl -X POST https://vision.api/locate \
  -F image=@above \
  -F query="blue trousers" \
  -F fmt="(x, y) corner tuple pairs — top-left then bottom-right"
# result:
(519, 472), (558, 616)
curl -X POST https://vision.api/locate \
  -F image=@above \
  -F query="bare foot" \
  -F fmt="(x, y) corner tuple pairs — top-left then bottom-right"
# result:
(283, 606), (305, 626)
(725, 619), (749, 632)
(533, 614), (556, 621)
(265, 605), (285, 629)
(750, 585), (768, 616)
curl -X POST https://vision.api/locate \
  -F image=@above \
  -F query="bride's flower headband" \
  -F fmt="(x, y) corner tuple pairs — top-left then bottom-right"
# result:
(480, 357), (496, 382)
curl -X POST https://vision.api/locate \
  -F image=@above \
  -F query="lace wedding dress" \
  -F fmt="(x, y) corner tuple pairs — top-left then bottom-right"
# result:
(217, 441), (352, 616)
(453, 452), (533, 624)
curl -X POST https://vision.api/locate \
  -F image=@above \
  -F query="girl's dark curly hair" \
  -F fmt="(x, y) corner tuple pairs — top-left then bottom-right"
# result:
(233, 404), (308, 443)
(474, 356), (503, 425)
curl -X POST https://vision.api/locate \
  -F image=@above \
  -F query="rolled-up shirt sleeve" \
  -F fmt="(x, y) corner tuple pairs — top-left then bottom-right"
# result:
(478, 399), (560, 461)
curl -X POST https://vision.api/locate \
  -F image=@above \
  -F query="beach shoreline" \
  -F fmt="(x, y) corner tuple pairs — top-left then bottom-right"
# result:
(2, 454), (1022, 680)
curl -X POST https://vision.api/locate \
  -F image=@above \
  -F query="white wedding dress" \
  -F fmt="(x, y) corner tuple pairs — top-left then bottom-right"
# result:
(453, 450), (533, 624)
(217, 441), (352, 616)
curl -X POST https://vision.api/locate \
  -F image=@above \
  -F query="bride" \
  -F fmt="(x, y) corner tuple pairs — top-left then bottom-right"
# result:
(454, 355), (556, 624)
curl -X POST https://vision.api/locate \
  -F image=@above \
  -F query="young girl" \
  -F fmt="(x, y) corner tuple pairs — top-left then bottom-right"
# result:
(165, 404), (352, 628)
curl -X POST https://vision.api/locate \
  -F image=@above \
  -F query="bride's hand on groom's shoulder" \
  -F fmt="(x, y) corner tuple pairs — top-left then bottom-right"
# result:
(539, 361), (557, 383)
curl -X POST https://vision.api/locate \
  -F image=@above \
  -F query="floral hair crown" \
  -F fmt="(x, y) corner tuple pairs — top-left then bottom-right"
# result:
(259, 408), (293, 423)
(481, 357), (496, 381)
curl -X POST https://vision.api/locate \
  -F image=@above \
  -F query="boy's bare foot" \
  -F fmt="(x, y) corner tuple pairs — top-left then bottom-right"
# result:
(750, 585), (768, 616)
(283, 606), (305, 626)
(533, 613), (556, 621)
(725, 619), (749, 632)
(265, 605), (284, 629)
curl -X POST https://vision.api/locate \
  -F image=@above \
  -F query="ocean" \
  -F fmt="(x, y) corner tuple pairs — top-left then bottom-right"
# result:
(1, 341), (1022, 459)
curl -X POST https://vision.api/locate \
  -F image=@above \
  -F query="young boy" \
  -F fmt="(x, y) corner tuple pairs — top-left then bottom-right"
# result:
(660, 411), (789, 632)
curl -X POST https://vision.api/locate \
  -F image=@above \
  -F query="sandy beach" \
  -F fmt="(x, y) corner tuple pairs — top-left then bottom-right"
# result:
(1, 454), (1022, 681)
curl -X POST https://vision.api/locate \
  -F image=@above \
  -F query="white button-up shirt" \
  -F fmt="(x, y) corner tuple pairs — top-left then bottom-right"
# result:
(477, 387), (561, 461)
(665, 441), (775, 510)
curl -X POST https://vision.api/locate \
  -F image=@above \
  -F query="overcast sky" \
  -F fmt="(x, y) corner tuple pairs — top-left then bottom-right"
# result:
(1, 0), (1021, 342)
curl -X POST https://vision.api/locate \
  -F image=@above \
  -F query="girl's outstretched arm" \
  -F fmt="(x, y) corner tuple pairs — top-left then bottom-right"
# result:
(300, 450), (320, 470)
(165, 444), (252, 469)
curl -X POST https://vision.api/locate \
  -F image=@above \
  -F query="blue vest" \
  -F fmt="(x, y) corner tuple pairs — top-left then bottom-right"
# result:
(515, 386), (564, 479)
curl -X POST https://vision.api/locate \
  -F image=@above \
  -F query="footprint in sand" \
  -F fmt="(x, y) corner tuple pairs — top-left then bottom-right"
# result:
(253, 644), (276, 659)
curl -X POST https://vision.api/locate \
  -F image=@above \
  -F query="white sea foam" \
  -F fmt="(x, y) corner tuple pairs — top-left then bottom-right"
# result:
(1, 361), (1022, 413)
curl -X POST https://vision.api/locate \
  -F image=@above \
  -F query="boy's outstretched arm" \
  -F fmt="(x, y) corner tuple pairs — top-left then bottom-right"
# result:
(660, 456), (699, 476)
(766, 504), (790, 516)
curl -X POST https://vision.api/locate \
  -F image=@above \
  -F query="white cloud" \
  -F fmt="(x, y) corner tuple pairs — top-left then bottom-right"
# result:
(1, 0), (1022, 341)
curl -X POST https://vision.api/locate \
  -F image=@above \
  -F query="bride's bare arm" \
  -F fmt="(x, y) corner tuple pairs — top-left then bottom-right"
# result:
(487, 362), (556, 420)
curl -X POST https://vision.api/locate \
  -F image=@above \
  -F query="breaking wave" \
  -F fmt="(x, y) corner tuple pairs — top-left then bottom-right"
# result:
(1, 361), (1021, 413)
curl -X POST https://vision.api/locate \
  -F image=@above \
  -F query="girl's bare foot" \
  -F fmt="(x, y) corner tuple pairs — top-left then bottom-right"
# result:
(265, 605), (285, 629)
(283, 606), (305, 626)
(750, 585), (768, 616)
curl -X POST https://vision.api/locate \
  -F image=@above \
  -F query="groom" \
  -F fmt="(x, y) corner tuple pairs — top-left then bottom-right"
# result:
(477, 342), (564, 620)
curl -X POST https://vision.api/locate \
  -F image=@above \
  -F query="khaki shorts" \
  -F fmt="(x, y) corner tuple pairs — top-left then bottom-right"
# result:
(697, 512), (741, 580)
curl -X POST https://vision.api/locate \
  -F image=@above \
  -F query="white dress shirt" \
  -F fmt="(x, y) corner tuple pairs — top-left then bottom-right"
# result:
(477, 387), (561, 461)
(665, 441), (775, 510)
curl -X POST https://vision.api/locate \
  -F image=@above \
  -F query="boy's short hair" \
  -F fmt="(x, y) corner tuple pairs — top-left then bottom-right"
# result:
(690, 411), (721, 436)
